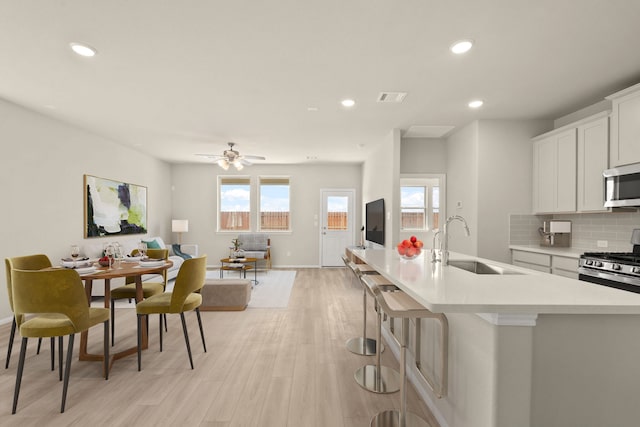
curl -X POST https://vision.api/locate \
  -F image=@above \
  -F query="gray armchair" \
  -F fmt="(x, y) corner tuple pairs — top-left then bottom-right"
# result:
(237, 233), (271, 269)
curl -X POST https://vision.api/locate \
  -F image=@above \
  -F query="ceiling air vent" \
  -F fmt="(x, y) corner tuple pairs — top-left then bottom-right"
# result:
(377, 92), (407, 103)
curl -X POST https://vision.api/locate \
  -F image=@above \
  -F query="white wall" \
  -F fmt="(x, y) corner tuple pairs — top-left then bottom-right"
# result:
(362, 129), (401, 247)
(400, 137), (447, 173)
(445, 122), (480, 256)
(0, 99), (172, 322)
(170, 162), (362, 267)
(445, 120), (550, 263)
(477, 120), (550, 262)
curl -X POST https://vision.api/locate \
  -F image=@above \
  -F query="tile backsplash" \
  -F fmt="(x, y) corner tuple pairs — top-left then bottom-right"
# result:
(509, 211), (640, 252)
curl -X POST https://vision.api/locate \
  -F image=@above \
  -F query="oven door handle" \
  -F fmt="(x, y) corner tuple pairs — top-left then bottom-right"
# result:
(578, 267), (640, 287)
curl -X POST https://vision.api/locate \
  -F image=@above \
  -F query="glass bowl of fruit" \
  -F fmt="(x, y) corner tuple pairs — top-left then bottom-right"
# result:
(397, 236), (424, 260)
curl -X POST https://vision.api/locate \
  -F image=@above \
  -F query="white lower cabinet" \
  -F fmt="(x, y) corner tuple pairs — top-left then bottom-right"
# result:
(511, 250), (579, 279)
(512, 250), (551, 273)
(551, 255), (579, 279)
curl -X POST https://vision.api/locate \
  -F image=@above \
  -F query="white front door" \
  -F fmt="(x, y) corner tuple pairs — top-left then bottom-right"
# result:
(320, 189), (355, 267)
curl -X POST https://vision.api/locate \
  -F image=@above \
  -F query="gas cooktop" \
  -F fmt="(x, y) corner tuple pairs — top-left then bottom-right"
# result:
(582, 252), (640, 265)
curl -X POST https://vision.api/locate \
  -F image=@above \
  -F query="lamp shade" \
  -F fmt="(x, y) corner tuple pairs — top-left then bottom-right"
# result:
(172, 219), (189, 233)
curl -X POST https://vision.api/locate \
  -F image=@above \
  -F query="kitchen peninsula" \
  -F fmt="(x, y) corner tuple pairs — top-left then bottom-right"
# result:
(350, 248), (640, 427)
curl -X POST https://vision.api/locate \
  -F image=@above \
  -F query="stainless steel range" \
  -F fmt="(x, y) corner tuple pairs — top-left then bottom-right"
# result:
(579, 229), (640, 293)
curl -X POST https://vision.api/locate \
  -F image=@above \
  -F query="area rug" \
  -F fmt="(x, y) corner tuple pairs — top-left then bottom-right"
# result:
(205, 269), (297, 308)
(91, 270), (297, 309)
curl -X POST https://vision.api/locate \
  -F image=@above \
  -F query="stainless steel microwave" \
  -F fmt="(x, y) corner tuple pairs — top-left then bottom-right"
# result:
(604, 163), (640, 207)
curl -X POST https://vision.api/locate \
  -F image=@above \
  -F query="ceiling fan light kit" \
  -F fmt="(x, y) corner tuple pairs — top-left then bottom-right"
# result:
(198, 142), (265, 170)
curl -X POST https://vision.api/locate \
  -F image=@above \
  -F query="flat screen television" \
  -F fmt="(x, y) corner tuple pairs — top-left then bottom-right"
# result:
(365, 198), (385, 246)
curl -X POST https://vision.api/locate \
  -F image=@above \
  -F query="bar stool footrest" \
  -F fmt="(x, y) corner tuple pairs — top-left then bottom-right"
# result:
(370, 410), (431, 427)
(355, 364), (400, 394)
(346, 337), (380, 356)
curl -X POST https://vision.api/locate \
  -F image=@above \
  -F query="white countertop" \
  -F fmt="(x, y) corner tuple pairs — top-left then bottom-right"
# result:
(509, 244), (584, 259)
(351, 248), (640, 315)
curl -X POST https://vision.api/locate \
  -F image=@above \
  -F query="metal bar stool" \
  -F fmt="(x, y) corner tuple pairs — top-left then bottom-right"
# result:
(341, 255), (383, 356)
(370, 286), (449, 427)
(355, 274), (400, 394)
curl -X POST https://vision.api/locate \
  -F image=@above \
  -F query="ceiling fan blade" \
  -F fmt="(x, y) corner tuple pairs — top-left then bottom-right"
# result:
(240, 159), (253, 166)
(195, 154), (225, 160)
(241, 155), (266, 160)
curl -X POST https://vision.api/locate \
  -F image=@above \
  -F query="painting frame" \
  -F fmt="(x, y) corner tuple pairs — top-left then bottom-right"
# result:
(84, 174), (148, 238)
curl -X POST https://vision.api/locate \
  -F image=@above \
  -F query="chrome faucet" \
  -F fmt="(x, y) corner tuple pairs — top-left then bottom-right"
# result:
(442, 215), (471, 265)
(431, 230), (441, 262)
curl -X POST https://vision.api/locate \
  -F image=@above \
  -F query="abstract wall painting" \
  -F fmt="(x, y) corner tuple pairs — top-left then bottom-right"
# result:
(84, 175), (147, 238)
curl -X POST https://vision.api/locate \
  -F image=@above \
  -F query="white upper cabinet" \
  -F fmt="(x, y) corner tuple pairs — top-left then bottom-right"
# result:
(532, 128), (577, 213)
(607, 83), (640, 167)
(577, 114), (609, 212)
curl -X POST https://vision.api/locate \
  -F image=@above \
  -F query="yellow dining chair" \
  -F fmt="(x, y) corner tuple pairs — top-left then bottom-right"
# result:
(11, 268), (110, 414)
(5, 255), (59, 372)
(110, 248), (168, 346)
(136, 255), (207, 371)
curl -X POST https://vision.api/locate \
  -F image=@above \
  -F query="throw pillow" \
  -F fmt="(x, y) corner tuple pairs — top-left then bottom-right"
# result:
(143, 239), (162, 249)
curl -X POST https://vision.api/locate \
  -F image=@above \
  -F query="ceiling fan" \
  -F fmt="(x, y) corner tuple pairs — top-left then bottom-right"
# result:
(197, 142), (265, 170)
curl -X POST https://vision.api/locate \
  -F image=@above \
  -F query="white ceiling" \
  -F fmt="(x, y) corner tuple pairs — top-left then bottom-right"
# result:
(1, 1), (640, 165)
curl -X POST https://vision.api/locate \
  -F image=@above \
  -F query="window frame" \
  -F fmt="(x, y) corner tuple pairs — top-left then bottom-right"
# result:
(217, 176), (252, 232)
(258, 176), (291, 232)
(400, 175), (445, 233)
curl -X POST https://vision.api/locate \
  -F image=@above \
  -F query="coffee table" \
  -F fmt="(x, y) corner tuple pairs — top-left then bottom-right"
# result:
(220, 257), (258, 284)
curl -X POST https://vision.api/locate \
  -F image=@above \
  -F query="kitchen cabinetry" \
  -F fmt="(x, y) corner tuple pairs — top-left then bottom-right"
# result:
(551, 255), (579, 279)
(607, 82), (640, 167)
(512, 250), (551, 273)
(577, 114), (609, 212)
(533, 112), (610, 214)
(511, 248), (579, 279)
(532, 128), (576, 213)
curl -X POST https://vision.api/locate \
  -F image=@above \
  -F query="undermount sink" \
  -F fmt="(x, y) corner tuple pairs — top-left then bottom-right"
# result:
(448, 260), (524, 275)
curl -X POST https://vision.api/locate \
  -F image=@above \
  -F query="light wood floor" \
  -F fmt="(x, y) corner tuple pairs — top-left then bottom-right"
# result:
(0, 268), (439, 427)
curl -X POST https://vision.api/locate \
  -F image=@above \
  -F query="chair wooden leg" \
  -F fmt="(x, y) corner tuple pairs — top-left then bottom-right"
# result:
(37, 337), (42, 354)
(5, 317), (16, 369)
(12, 337), (28, 414)
(137, 314), (142, 372)
(60, 334), (74, 413)
(103, 321), (109, 380)
(195, 308), (207, 352)
(163, 314), (168, 333)
(180, 313), (194, 369)
(58, 336), (63, 380)
(110, 300), (115, 347)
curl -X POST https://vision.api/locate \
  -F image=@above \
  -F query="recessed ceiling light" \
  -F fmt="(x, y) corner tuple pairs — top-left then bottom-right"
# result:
(70, 42), (97, 57)
(468, 100), (484, 109)
(450, 40), (473, 54)
(341, 99), (356, 108)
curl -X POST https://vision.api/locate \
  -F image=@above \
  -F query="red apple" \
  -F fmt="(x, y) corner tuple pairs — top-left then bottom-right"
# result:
(397, 243), (407, 256)
(410, 236), (417, 243)
(413, 240), (424, 249)
(406, 246), (417, 257)
(402, 239), (412, 248)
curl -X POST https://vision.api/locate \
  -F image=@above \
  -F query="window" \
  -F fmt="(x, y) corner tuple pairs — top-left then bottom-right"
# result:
(326, 196), (348, 230)
(259, 177), (290, 231)
(400, 176), (443, 231)
(401, 186), (426, 230)
(219, 177), (251, 231)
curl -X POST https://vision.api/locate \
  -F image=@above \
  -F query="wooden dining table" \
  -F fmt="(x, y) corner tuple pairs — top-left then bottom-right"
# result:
(78, 260), (173, 372)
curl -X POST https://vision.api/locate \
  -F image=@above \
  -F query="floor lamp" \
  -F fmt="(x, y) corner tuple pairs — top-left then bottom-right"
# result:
(172, 219), (189, 245)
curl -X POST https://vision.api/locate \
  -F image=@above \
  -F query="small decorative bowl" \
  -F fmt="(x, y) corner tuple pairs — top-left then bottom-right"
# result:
(98, 259), (110, 267)
(397, 248), (422, 260)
